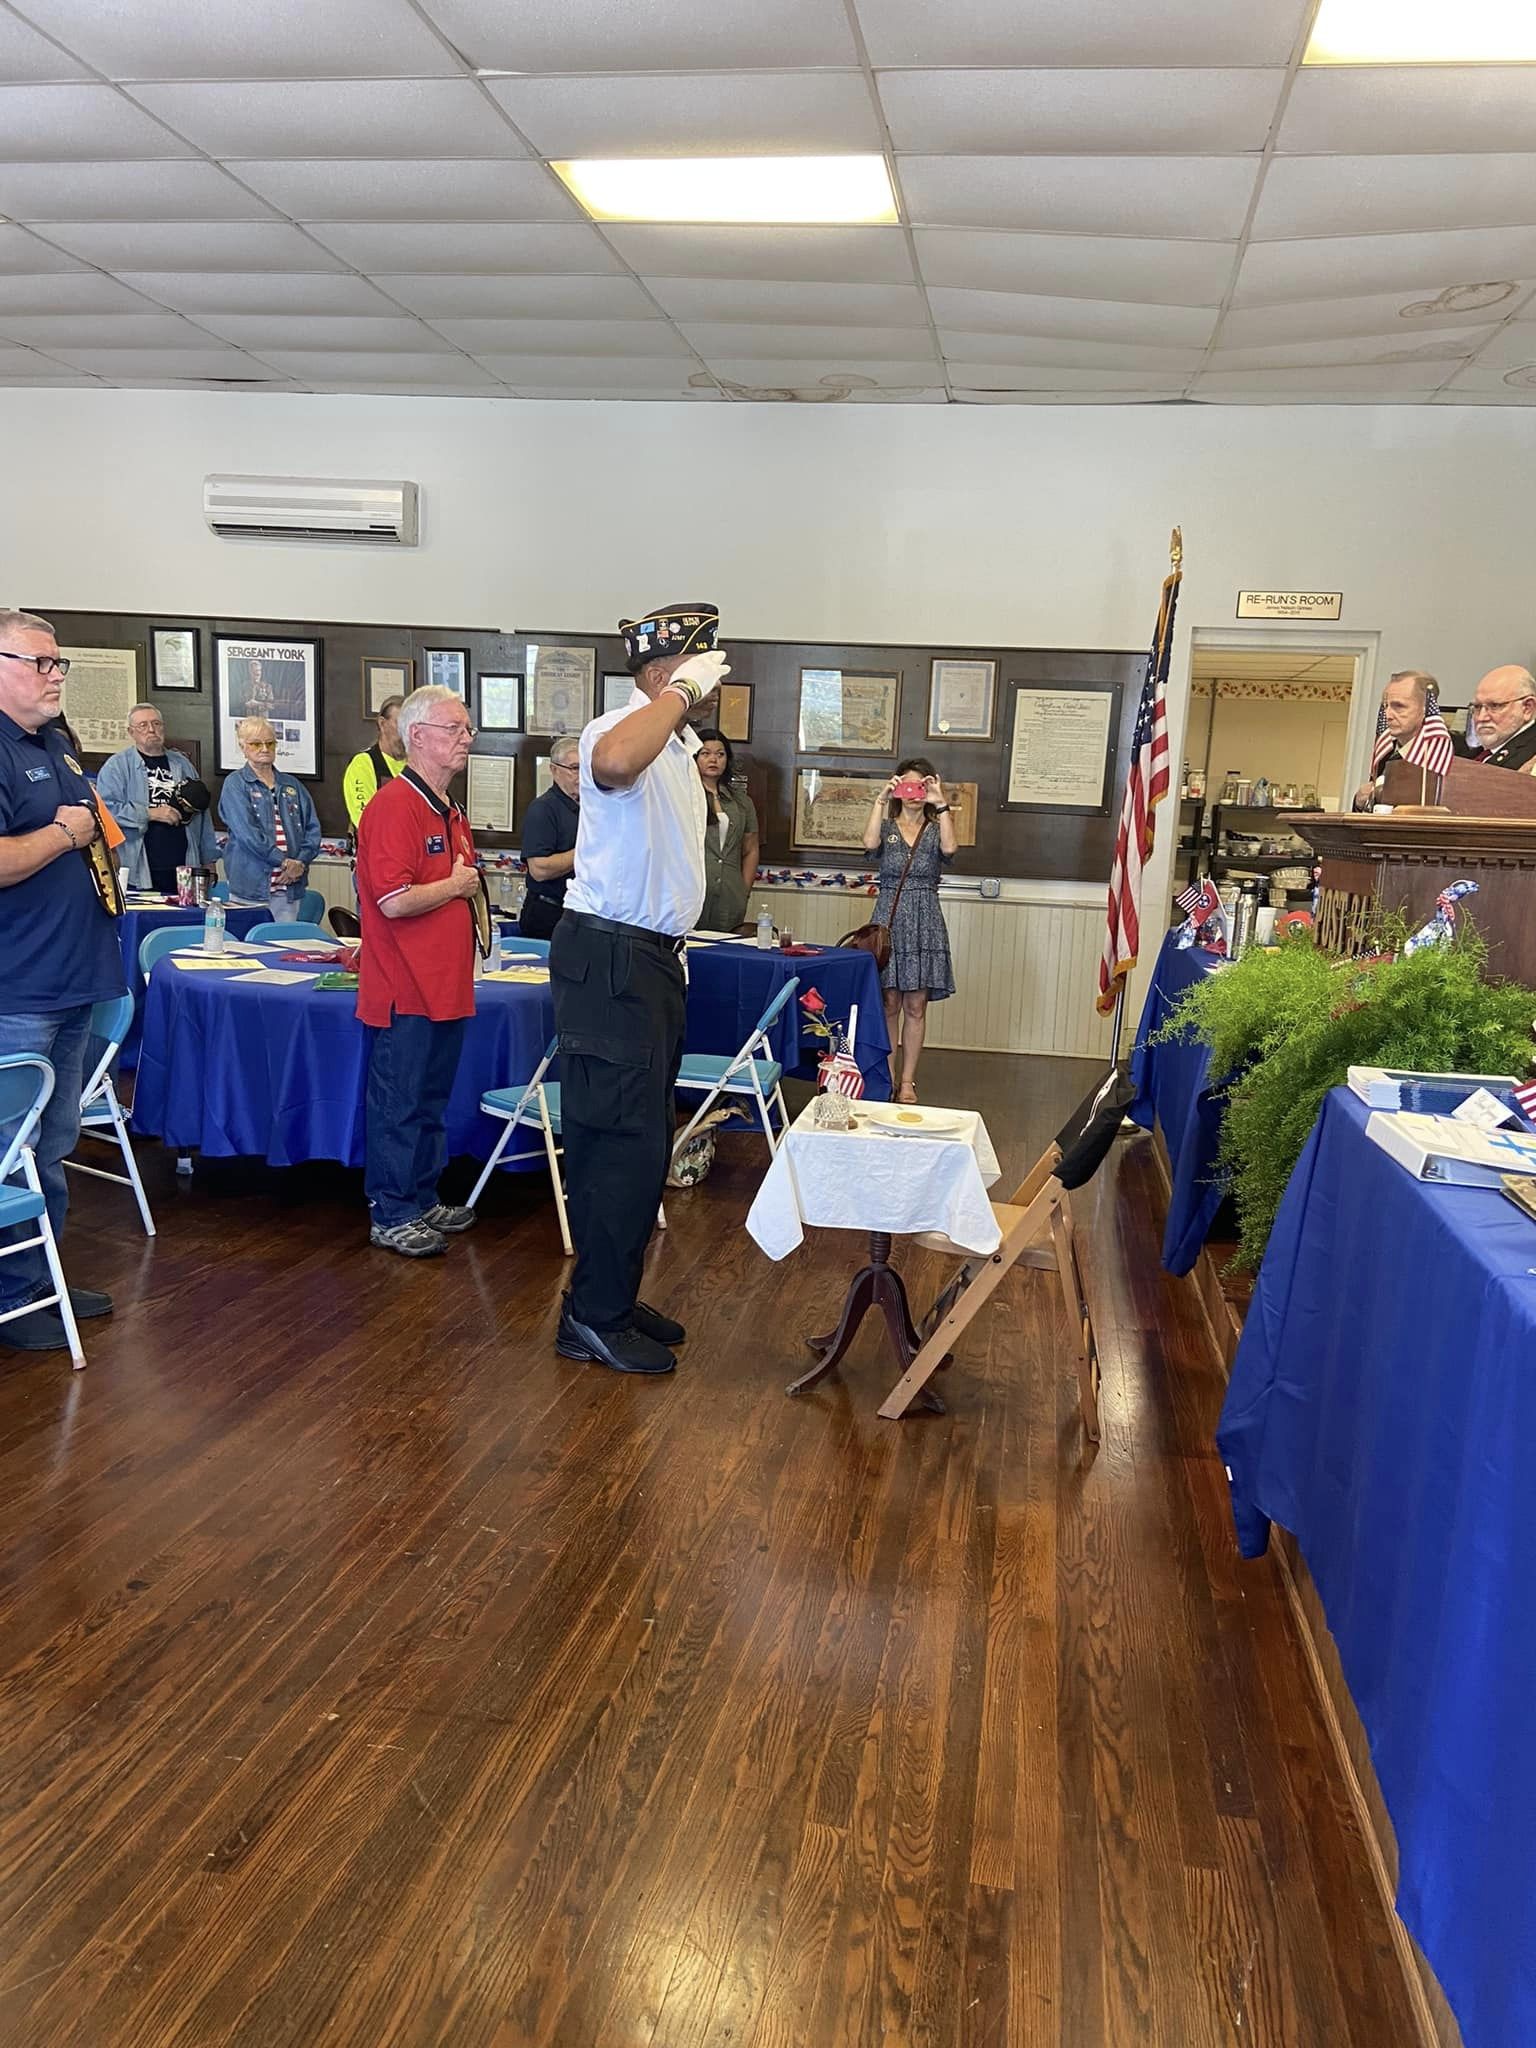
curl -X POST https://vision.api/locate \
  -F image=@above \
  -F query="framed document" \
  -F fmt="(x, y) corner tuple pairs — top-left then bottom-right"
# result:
(601, 671), (634, 716)
(717, 682), (753, 743)
(362, 657), (412, 715)
(797, 668), (899, 754)
(151, 628), (199, 693)
(214, 634), (322, 777)
(1002, 680), (1121, 813)
(466, 753), (515, 832)
(928, 657), (996, 740)
(59, 644), (141, 752)
(526, 642), (595, 735)
(478, 673), (523, 732)
(793, 767), (887, 851)
(946, 780), (979, 848)
(424, 648), (468, 698)
(533, 753), (555, 799)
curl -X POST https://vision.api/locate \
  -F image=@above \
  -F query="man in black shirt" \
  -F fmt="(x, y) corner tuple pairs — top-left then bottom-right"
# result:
(518, 735), (580, 939)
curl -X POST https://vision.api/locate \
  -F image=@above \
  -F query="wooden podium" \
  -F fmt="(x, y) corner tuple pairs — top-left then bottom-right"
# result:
(1293, 757), (1536, 983)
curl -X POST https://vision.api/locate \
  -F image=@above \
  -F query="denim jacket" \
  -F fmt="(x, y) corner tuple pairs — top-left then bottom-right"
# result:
(217, 762), (321, 903)
(95, 745), (220, 888)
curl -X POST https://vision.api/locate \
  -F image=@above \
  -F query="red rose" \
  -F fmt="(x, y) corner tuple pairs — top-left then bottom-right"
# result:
(800, 989), (826, 1015)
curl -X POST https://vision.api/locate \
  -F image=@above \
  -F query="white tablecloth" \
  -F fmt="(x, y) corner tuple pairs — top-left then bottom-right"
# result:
(745, 1100), (1002, 1261)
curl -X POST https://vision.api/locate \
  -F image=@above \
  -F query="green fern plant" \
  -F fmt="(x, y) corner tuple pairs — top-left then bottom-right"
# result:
(1153, 929), (1536, 1268)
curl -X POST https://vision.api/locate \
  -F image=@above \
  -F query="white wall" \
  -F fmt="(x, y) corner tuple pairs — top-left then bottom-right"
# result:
(6, 386), (1535, 1016)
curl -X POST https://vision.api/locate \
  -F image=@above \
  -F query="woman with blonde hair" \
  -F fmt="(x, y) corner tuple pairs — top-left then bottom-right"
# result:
(218, 717), (320, 920)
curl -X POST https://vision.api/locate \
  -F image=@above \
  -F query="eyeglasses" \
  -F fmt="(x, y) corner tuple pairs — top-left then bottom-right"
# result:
(1471, 698), (1529, 714)
(244, 739), (277, 751)
(0, 650), (70, 677)
(417, 722), (476, 739)
(551, 758), (580, 773)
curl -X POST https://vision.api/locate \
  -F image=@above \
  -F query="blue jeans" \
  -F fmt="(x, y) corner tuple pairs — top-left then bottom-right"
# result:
(363, 1011), (466, 1227)
(0, 1006), (92, 1311)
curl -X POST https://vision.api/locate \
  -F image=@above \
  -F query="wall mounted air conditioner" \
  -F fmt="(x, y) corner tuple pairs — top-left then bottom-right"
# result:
(203, 474), (420, 546)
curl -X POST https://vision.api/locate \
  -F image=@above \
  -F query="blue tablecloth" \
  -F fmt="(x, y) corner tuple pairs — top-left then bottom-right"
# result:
(117, 902), (269, 1064)
(1218, 1088), (1536, 2048)
(684, 943), (891, 1101)
(1127, 928), (1229, 1274)
(132, 956), (554, 1166)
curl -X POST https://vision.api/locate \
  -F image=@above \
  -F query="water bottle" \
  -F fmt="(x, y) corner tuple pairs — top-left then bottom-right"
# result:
(202, 899), (226, 955)
(755, 904), (774, 950)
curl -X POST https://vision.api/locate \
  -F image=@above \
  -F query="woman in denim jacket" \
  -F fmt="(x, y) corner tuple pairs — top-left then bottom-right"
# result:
(217, 716), (321, 920)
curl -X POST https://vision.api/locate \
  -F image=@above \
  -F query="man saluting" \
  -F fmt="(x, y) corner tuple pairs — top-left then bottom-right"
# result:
(552, 602), (728, 1376)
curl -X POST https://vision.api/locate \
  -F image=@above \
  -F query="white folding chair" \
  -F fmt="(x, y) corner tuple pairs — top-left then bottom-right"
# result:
(0, 1054), (85, 1369)
(466, 1038), (573, 1254)
(66, 993), (155, 1237)
(672, 975), (799, 1164)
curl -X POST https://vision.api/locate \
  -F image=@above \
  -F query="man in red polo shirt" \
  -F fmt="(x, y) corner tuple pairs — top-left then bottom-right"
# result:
(356, 684), (484, 1256)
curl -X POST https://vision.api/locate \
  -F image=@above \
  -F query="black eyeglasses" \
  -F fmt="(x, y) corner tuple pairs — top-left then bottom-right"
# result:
(0, 650), (70, 677)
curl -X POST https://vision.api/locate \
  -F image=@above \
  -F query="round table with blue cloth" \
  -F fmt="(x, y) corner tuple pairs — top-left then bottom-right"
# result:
(683, 942), (891, 1101)
(131, 958), (555, 1166)
(117, 902), (270, 1065)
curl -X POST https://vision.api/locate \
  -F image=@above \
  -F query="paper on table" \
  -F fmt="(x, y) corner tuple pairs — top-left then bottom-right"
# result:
(170, 956), (260, 972)
(237, 967), (326, 985)
(481, 966), (551, 983)
(1451, 1087), (1517, 1131)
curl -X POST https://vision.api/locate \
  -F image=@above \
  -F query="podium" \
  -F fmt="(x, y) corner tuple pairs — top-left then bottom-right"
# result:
(1292, 757), (1536, 984)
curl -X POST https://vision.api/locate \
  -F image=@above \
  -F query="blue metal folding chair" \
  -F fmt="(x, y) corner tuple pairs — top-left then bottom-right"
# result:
(244, 921), (333, 945)
(0, 1055), (85, 1368)
(138, 926), (206, 978)
(465, 1038), (571, 1252)
(67, 993), (155, 1236)
(672, 975), (799, 1162)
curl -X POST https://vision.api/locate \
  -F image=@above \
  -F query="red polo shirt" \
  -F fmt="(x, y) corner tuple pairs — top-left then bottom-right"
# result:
(356, 768), (478, 1026)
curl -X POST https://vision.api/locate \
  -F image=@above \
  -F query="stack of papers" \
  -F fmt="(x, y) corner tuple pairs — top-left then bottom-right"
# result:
(1365, 1110), (1536, 1186)
(1348, 1065), (1518, 1111)
(481, 966), (550, 984)
(171, 955), (256, 973)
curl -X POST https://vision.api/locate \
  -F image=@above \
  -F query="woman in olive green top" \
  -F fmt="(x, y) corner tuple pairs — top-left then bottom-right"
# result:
(695, 728), (760, 931)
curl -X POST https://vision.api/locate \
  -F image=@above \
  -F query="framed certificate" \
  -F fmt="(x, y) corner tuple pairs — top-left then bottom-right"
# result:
(526, 642), (595, 735)
(151, 627), (200, 693)
(793, 767), (887, 851)
(928, 657), (996, 741)
(601, 671), (634, 716)
(797, 668), (899, 754)
(478, 673), (523, 732)
(362, 656), (412, 715)
(424, 648), (468, 698)
(1002, 680), (1120, 813)
(717, 681), (753, 743)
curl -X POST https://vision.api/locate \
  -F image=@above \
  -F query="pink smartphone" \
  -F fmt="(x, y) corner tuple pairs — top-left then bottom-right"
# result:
(892, 777), (928, 802)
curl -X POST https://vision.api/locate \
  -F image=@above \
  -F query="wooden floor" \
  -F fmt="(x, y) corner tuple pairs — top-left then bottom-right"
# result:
(0, 1051), (1419, 2048)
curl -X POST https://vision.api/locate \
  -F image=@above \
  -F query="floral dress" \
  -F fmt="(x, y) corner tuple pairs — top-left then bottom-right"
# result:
(874, 818), (954, 1000)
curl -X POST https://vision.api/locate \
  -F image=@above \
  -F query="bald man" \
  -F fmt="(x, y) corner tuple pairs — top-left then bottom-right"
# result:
(1468, 666), (1536, 774)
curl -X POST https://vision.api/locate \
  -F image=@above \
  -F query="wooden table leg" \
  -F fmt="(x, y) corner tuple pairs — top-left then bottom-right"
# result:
(787, 1232), (942, 1408)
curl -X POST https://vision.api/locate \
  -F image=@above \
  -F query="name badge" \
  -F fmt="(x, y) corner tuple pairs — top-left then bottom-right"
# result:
(426, 834), (446, 855)
(25, 765), (51, 783)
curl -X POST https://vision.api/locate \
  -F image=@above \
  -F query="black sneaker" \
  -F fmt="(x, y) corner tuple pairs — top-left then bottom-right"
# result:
(556, 1305), (675, 1375)
(369, 1218), (447, 1258)
(1, 1307), (73, 1352)
(419, 1203), (476, 1235)
(632, 1301), (686, 1346)
(24, 1285), (111, 1319)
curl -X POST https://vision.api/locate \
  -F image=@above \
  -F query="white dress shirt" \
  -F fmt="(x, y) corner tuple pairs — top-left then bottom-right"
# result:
(565, 686), (707, 936)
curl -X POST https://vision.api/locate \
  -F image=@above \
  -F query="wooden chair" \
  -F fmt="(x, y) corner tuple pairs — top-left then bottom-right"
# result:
(877, 1141), (1101, 1439)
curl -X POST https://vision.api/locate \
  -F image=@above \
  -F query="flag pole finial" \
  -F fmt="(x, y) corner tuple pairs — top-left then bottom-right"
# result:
(1169, 525), (1183, 569)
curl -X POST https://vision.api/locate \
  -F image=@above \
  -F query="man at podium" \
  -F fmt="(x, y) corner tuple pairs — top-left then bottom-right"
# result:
(1468, 665), (1536, 774)
(1351, 668), (1453, 810)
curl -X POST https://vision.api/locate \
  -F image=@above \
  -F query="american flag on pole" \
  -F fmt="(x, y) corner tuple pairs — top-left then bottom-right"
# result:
(1097, 529), (1182, 1015)
(1372, 692), (1455, 776)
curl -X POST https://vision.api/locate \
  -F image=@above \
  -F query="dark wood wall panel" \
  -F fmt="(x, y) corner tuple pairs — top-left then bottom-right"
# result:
(41, 608), (1140, 882)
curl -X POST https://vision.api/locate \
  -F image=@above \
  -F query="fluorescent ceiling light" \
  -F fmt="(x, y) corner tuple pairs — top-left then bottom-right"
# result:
(1305, 0), (1536, 62)
(552, 156), (898, 225)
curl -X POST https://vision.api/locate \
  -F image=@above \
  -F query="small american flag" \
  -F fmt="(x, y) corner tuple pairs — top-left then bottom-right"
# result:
(817, 1000), (866, 1098)
(1513, 1079), (1536, 1124)
(1098, 532), (1181, 1016)
(1372, 694), (1455, 777)
(1175, 880), (1204, 917)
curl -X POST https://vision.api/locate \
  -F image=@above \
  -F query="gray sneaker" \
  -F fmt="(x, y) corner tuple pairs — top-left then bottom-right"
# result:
(370, 1218), (447, 1258)
(419, 1203), (477, 1234)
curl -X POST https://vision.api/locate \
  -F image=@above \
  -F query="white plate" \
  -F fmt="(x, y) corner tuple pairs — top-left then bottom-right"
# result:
(860, 1106), (968, 1137)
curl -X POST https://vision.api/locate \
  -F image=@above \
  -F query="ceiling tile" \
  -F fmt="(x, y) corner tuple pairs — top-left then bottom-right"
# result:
(229, 159), (576, 223)
(0, 160), (276, 223)
(14, 0), (464, 78)
(0, 83), (193, 159)
(1233, 225), (1536, 304)
(915, 228), (1238, 305)
(190, 314), (460, 351)
(925, 285), (1218, 344)
(677, 322), (937, 359)
(1455, 323), (1536, 369)
(855, 0), (1306, 67)
(0, 12), (87, 80)
(956, 388), (1182, 403)
(1209, 326), (1493, 370)
(0, 311), (229, 348)
(506, 383), (727, 400)
(38, 222), (344, 269)
(298, 380), (509, 397)
(416, 0), (857, 70)
(0, 344), (77, 374)
(118, 271), (408, 314)
(1279, 66), (1536, 157)
(946, 360), (1187, 390)
(1217, 285), (1535, 345)
(936, 329), (1206, 371)
(436, 316), (688, 354)
(303, 221), (621, 272)
(878, 68), (1284, 154)
(706, 359), (945, 389)
(1440, 360), (1536, 391)
(246, 349), (498, 381)
(644, 276), (926, 324)
(604, 224), (915, 283)
(42, 345), (286, 377)
(486, 71), (879, 156)
(377, 272), (655, 317)
(1192, 363), (1447, 392)
(898, 156), (1259, 239)
(469, 354), (709, 386)
(0, 225), (85, 273)
(0, 273), (155, 313)
(130, 81), (525, 159)
(1252, 155), (1536, 241)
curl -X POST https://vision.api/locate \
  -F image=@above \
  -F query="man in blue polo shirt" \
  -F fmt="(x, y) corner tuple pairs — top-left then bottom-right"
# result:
(0, 608), (126, 1353)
